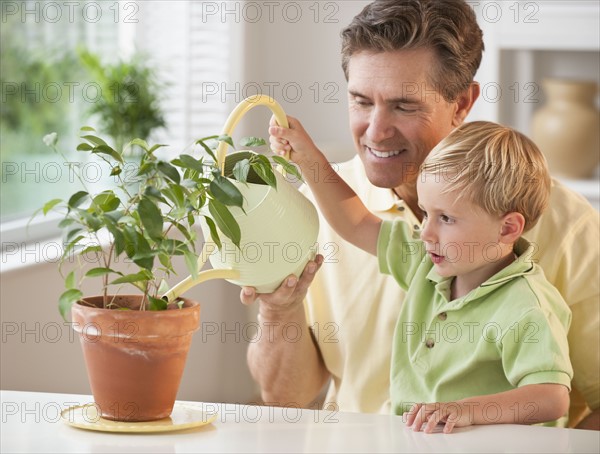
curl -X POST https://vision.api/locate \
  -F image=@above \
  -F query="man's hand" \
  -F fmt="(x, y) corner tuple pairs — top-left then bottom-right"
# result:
(240, 254), (324, 319)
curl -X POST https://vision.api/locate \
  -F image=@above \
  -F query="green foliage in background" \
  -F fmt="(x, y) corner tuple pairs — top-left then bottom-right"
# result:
(78, 49), (166, 152)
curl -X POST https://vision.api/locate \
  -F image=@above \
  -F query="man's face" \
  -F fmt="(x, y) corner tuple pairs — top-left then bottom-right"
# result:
(347, 49), (463, 191)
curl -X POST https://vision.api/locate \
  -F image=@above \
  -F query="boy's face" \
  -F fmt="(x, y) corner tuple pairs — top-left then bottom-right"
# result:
(416, 174), (513, 289)
(346, 48), (463, 192)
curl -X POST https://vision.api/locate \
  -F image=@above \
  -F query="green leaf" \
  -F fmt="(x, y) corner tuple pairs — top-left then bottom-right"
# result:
(65, 271), (76, 289)
(76, 142), (93, 151)
(68, 191), (89, 209)
(232, 159), (250, 183)
(80, 126), (96, 132)
(157, 279), (170, 295)
(111, 270), (153, 285)
(272, 155), (303, 181)
(62, 235), (85, 260)
(157, 161), (180, 184)
(43, 199), (62, 215)
(158, 253), (174, 272)
(208, 199), (240, 248)
(58, 218), (75, 228)
(92, 144), (123, 163)
(81, 134), (107, 147)
(240, 136), (267, 147)
(148, 296), (167, 311)
(110, 166), (122, 176)
(148, 144), (168, 154)
(196, 138), (218, 162)
(183, 249), (198, 280)
(129, 138), (149, 152)
(138, 197), (163, 240)
(58, 289), (83, 321)
(43, 132), (58, 147)
(79, 245), (102, 255)
(174, 221), (194, 243)
(92, 192), (120, 212)
(217, 134), (235, 148)
(144, 186), (163, 200)
(162, 184), (185, 208)
(77, 209), (103, 231)
(203, 216), (221, 250)
(210, 173), (244, 208)
(85, 267), (117, 278)
(65, 227), (83, 242)
(252, 154), (277, 189)
(160, 239), (185, 255)
(173, 154), (205, 173)
(104, 220), (125, 256)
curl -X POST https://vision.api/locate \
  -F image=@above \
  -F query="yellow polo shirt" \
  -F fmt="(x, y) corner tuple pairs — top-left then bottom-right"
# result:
(301, 156), (599, 426)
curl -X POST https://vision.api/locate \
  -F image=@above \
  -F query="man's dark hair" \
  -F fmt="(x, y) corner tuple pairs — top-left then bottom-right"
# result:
(341, 0), (484, 101)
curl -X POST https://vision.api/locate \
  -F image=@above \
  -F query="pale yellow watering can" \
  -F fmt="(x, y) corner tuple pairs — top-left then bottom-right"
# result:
(163, 95), (319, 302)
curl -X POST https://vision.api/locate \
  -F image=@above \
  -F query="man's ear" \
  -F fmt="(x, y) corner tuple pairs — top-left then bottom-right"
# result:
(499, 212), (526, 244)
(452, 82), (480, 127)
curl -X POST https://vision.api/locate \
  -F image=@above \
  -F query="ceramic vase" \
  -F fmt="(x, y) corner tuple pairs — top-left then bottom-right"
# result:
(531, 79), (599, 179)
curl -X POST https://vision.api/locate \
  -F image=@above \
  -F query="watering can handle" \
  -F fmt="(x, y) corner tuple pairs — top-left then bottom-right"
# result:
(216, 95), (290, 176)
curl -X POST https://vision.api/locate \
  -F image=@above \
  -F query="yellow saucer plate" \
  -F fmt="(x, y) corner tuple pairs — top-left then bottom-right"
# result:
(61, 403), (218, 433)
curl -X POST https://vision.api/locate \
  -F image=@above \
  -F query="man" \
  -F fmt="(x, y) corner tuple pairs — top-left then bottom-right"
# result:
(241, 0), (599, 429)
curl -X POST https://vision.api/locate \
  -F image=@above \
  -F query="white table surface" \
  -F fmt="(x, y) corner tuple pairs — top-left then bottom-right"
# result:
(1, 390), (599, 453)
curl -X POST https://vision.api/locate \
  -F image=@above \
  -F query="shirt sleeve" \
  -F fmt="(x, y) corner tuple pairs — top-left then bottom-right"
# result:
(377, 220), (425, 292)
(500, 306), (573, 391)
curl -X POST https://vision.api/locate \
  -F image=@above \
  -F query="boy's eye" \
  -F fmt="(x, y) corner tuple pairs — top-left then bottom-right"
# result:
(440, 215), (453, 223)
(420, 210), (428, 219)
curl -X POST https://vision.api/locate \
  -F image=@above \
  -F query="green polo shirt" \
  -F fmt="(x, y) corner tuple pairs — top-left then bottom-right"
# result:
(378, 220), (573, 424)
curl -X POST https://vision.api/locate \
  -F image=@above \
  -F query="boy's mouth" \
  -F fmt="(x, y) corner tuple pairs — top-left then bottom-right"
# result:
(428, 252), (444, 264)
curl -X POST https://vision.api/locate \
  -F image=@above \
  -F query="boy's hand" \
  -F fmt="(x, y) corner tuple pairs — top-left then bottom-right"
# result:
(404, 402), (473, 434)
(268, 115), (323, 169)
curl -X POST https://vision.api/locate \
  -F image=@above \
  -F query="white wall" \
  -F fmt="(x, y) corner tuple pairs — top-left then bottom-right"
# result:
(234, 1), (370, 162)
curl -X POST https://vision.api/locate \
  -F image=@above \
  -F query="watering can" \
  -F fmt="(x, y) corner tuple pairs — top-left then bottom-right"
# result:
(164, 95), (319, 302)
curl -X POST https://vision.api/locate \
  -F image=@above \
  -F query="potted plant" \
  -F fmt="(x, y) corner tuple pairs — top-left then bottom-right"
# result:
(38, 126), (298, 422)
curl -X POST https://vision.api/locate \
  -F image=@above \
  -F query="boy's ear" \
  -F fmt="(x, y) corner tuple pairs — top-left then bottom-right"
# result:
(499, 212), (525, 244)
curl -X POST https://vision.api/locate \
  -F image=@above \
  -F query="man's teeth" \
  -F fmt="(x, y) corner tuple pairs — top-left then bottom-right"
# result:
(369, 148), (402, 158)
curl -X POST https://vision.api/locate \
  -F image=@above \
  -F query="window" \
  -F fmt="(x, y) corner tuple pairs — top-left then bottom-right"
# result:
(1, 1), (232, 233)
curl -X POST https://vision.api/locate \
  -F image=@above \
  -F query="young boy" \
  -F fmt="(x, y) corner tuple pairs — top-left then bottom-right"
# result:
(269, 120), (572, 434)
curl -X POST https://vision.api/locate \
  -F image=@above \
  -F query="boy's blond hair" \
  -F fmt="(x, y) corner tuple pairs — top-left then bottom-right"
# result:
(420, 121), (551, 231)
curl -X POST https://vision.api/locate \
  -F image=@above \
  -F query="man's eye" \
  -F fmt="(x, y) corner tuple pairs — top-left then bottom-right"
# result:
(395, 104), (416, 113)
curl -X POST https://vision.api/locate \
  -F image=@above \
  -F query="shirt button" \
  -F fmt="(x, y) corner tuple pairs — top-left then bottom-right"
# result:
(397, 206), (405, 211)
(425, 339), (435, 349)
(438, 312), (447, 321)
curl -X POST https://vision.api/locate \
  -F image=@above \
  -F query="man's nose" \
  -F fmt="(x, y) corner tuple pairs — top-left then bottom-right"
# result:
(366, 107), (395, 143)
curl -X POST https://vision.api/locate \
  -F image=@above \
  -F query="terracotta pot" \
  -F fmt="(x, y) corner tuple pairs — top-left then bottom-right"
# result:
(71, 295), (200, 422)
(531, 79), (599, 179)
